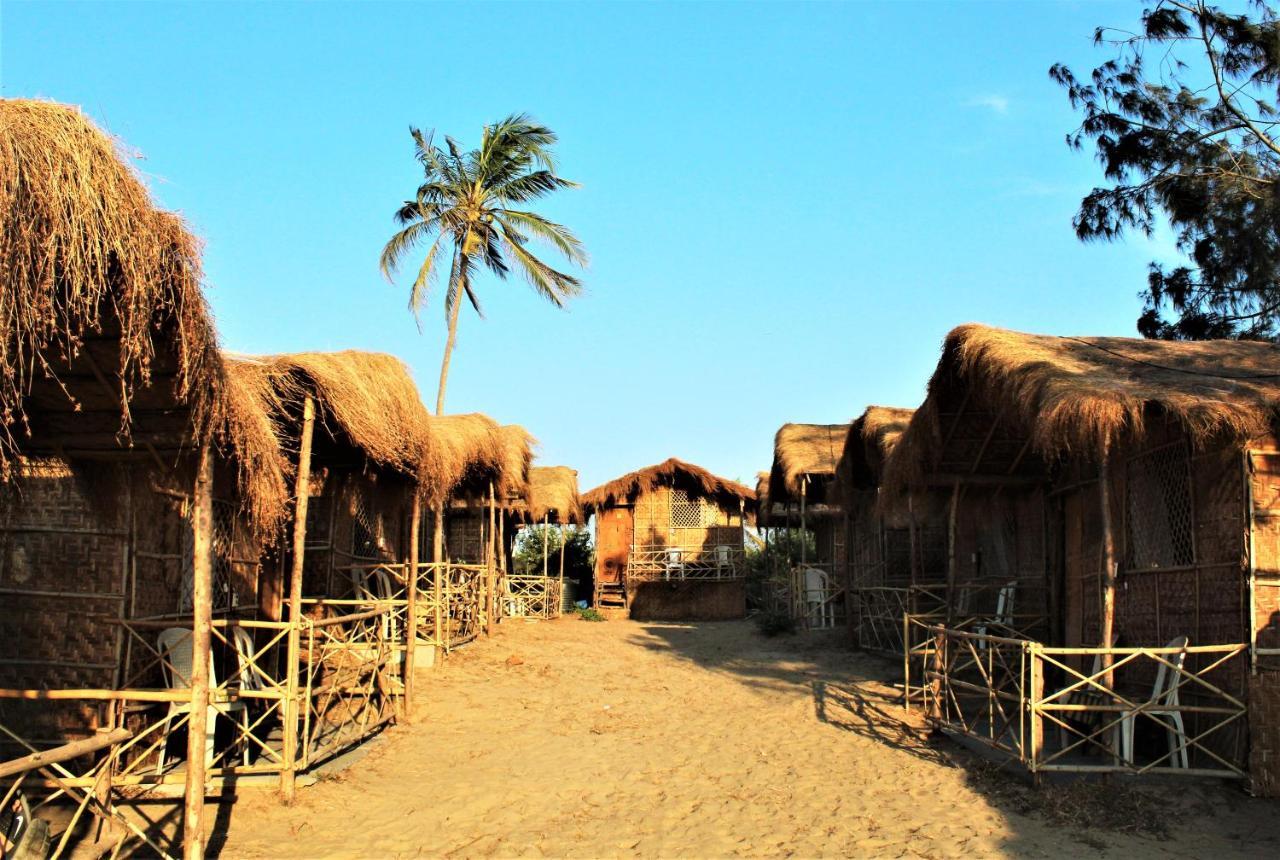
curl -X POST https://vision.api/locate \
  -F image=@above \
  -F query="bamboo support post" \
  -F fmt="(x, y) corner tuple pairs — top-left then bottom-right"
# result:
(404, 489), (421, 716)
(945, 481), (960, 627)
(486, 484), (496, 636)
(280, 395), (313, 801)
(1099, 454), (1117, 687)
(182, 441), (213, 860)
(433, 504), (444, 651)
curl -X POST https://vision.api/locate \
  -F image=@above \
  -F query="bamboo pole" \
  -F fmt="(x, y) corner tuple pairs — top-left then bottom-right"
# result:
(433, 502), (444, 652)
(558, 519), (567, 615)
(1099, 454), (1118, 686)
(486, 483), (496, 636)
(183, 441), (213, 860)
(280, 395), (313, 802)
(404, 488), (421, 716)
(945, 481), (960, 627)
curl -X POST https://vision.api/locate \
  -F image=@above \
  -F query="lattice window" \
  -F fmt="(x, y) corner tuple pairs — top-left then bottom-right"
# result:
(180, 499), (238, 612)
(352, 487), (380, 560)
(670, 489), (709, 528)
(1125, 443), (1194, 570)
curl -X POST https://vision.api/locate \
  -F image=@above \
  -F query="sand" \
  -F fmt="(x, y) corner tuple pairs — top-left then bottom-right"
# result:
(213, 619), (1280, 858)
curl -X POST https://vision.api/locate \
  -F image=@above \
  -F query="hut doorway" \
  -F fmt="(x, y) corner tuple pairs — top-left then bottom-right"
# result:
(595, 506), (632, 608)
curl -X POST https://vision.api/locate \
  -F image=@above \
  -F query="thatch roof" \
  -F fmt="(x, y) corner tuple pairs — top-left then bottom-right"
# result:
(0, 99), (286, 533)
(768, 422), (851, 503)
(429, 414), (535, 504)
(582, 458), (756, 511)
(887, 323), (1280, 489)
(833, 406), (914, 502)
(515, 466), (582, 524)
(232, 351), (432, 474)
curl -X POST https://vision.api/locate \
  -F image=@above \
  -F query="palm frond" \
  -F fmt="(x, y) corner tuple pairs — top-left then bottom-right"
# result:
(380, 217), (439, 280)
(500, 233), (583, 307)
(408, 234), (445, 323)
(497, 210), (588, 266)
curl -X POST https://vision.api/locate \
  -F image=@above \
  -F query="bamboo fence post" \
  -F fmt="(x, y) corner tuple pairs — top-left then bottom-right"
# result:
(404, 488), (421, 717)
(558, 520), (566, 616)
(433, 503), (444, 652)
(1099, 453), (1118, 685)
(486, 483), (496, 636)
(182, 441), (213, 860)
(1029, 642), (1044, 782)
(542, 513), (550, 579)
(929, 628), (945, 722)
(280, 395), (313, 802)
(945, 481), (960, 627)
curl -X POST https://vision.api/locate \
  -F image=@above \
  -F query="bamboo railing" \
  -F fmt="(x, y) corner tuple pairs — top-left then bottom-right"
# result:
(625, 544), (745, 582)
(923, 626), (1250, 778)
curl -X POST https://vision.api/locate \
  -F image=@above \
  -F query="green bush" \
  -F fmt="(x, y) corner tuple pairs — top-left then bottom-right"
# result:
(573, 607), (605, 622)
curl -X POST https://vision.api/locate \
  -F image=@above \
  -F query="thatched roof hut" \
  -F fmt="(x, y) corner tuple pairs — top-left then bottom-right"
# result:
(884, 323), (1280, 491)
(834, 406), (914, 503)
(0, 98), (286, 532)
(430, 415), (535, 504)
(230, 350), (435, 478)
(768, 422), (851, 508)
(582, 458), (756, 512)
(515, 465), (581, 524)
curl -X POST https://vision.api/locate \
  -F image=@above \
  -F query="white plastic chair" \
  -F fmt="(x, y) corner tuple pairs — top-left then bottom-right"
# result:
(155, 628), (248, 773)
(665, 548), (683, 581)
(715, 545), (731, 577)
(351, 568), (399, 643)
(975, 581), (1016, 649)
(803, 567), (834, 629)
(1119, 636), (1190, 769)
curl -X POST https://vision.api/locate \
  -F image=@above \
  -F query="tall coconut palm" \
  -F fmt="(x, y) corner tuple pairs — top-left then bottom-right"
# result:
(380, 113), (586, 415)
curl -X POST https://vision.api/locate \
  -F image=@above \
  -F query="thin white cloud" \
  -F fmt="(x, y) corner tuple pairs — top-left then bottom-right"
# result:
(965, 94), (1010, 115)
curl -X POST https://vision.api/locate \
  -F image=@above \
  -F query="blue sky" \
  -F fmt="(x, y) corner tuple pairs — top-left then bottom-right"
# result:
(2, 1), (1173, 491)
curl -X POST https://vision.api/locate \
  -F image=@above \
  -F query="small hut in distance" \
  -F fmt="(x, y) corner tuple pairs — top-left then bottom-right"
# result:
(582, 458), (755, 619)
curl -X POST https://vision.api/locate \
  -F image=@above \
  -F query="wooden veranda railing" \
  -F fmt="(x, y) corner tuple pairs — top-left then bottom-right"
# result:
(502, 575), (562, 620)
(922, 626), (1250, 779)
(625, 544), (744, 582)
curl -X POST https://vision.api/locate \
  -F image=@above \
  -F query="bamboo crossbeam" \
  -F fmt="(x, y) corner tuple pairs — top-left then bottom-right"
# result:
(0, 729), (131, 779)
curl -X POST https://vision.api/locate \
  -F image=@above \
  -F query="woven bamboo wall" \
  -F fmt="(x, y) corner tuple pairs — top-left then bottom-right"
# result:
(631, 485), (742, 551)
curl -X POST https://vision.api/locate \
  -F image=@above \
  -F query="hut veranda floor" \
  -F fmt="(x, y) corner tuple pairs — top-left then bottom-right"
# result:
(214, 620), (1280, 859)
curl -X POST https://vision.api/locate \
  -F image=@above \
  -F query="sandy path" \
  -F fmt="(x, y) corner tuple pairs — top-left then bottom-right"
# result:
(215, 618), (1280, 858)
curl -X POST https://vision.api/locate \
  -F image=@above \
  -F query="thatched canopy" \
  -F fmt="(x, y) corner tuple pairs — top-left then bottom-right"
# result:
(833, 406), (914, 503)
(886, 323), (1280, 492)
(768, 422), (852, 505)
(583, 458), (756, 512)
(514, 465), (582, 524)
(227, 351), (444, 496)
(0, 99), (286, 533)
(430, 414), (534, 504)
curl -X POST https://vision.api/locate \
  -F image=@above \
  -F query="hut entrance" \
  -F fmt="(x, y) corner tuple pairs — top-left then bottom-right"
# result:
(595, 506), (632, 608)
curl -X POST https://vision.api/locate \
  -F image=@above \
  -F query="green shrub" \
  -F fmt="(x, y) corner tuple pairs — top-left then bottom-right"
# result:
(573, 607), (605, 622)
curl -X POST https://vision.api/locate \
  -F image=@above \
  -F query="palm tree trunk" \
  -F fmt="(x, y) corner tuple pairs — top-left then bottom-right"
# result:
(435, 288), (464, 416)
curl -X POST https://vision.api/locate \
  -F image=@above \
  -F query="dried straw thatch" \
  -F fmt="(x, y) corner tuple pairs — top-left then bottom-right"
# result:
(833, 406), (914, 503)
(768, 422), (852, 503)
(0, 99), (285, 533)
(514, 465), (581, 524)
(429, 414), (535, 504)
(582, 458), (755, 512)
(888, 323), (1280, 489)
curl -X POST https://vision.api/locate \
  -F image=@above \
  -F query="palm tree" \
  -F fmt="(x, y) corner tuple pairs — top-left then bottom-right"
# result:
(380, 113), (587, 415)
